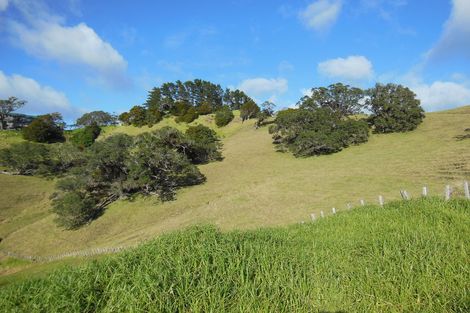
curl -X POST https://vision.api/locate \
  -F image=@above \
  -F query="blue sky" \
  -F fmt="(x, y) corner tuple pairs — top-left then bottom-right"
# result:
(0, 0), (469, 122)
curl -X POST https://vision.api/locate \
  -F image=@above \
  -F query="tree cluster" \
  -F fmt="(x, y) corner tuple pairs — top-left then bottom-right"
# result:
(272, 82), (424, 157)
(118, 79), (255, 127)
(22, 113), (66, 143)
(0, 97), (26, 130)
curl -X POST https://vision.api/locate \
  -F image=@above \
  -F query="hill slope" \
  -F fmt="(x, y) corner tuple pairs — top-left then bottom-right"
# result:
(1, 198), (469, 312)
(0, 107), (470, 258)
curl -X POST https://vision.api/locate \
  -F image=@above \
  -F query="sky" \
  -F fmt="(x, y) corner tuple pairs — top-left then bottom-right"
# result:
(0, 0), (469, 122)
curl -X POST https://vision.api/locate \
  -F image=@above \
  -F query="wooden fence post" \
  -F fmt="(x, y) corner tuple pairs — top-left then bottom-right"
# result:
(400, 190), (410, 200)
(320, 210), (325, 218)
(378, 195), (384, 206)
(360, 199), (365, 206)
(310, 213), (316, 221)
(347, 203), (352, 210)
(464, 181), (470, 199)
(332, 207), (336, 214)
(422, 186), (428, 197)
(445, 185), (451, 201)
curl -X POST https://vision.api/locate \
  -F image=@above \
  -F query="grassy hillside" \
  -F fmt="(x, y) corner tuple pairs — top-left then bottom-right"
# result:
(1, 198), (469, 312)
(0, 107), (469, 260)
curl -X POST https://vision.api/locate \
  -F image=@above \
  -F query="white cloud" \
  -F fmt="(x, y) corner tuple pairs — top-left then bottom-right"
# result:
(0, 70), (79, 116)
(427, 0), (470, 60)
(411, 81), (470, 111)
(0, 0), (9, 11)
(4, 0), (129, 89)
(10, 21), (128, 88)
(238, 78), (288, 97)
(318, 55), (374, 80)
(299, 0), (342, 32)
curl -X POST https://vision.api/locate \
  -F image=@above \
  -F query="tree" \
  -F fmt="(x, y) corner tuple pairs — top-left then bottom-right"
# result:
(22, 113), (65, 143)
(260, 101), (276, 116)
(240, 100), (260, 122)
(76, 111), (116, 127)
(299, 83), (365, 117)
(215, 106), (234, 127)
(270, 108), (369, 157)
(0, 97), (26, 130)
(0, 142), (51, 175)
(128, 106), (147, 127)
(367, 83), (425, 133)
(70, 124), (102, 149)
(223, 89), (253, 110)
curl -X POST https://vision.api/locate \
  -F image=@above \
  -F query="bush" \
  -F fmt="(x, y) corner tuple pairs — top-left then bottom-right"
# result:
(367, 83), (425, 133)
(70, 124), (101, 149)
(22, 114), (65, 143)
(176, 107), (199, 123)
(0, 142), (51, 175)
(271, 108), (369, 157)
(51, 191), (99, 229)
(215, 106), (234, 127)
(185, 124), (222, 163)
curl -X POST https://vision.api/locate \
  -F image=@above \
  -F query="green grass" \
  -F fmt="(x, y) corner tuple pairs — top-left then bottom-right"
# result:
(0, 106), (469, 277)
(1, 198), (468, 312)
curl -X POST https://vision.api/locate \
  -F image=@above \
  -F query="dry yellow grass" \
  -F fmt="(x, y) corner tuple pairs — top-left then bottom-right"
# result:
(0, 106), (469, 258)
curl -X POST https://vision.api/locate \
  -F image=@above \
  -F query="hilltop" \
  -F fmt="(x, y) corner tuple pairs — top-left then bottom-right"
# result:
(0, 106), (469, 259)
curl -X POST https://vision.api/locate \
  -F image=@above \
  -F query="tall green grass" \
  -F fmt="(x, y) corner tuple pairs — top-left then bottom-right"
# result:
(1, 198), (468, 312)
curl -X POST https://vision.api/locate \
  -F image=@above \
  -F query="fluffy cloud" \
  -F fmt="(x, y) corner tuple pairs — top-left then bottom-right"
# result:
(10, 21), (128, 88)
(0, 0), (9, 11)
(427, 0), (470, 60)
(411, 81), (470, 111)
(0, 70), (78, 116)
(318, 55), (374, 80)
(238, 78), (288, 97)
(299, 0), (342, 32)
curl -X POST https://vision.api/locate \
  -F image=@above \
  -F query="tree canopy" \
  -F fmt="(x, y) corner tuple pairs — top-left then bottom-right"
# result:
(0, 97), (26, 130)
(22, 113), (65, 143)
(76, 111), (116, 127)
(367, 83), (425, 133)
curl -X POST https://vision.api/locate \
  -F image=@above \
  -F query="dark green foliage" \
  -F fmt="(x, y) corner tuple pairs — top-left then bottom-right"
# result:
(51, 127), (221, 228)
(22, 113), (65, 143)
(185, 124), (222, 163)
(367, 83), (425, 133)
(240, 100), (260, 121)
(70, 124), (101, 149)
(260, 101), (276, 116)
(118, 112), (130, 125)
(0, 142), (84, 176)
(0, 142), (51, 175)
(51, 191), (99, 229)
(145, 107), (163, 127)
(214, 105), (234, 127)
(175, 107), (199, 123)
(299, 83), (365, 117)
(127, 106), (147, 127)
(2, 198), (468, 312)
(271, 108), (369, 157)
(76, 111), (116, 127)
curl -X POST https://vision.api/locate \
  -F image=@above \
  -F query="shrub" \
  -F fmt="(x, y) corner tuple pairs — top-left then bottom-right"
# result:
(176, 107), (199, 123)
(215, 106), (234, 127)
(0, 142), (51, 175)
(22, 114), (65, 143)
(51, 191), (99, 229)
(70, 124), (101, 149)
(185, 124), (222, 163)
(367, 83), (425, 133)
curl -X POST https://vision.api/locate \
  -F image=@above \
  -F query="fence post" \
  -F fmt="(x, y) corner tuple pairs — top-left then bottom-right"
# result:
(445, 185), (451, 201)
(332, 207), (336, 214)
(464, 181), (470, 199)
(360, 199), (365, 206)
(310, 213), (316, 221)
(347, 203), (352, 210)
(422, 186), (428, 197)
(400, 190), (410, 200)
(320, 210), (325, 218)
(378, 195), (384, 206)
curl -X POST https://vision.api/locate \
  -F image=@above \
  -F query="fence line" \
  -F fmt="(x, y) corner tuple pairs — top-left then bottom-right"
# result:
(3, 181), (470, 263)
(309, 180), (470, 222)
